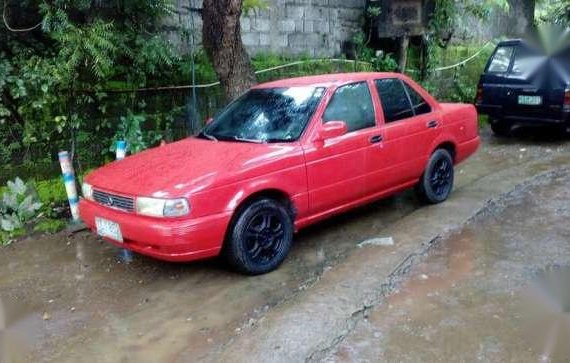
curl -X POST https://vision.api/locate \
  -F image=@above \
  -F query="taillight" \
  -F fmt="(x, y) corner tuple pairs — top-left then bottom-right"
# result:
(565, 88), (570, 107)
(476, 86), (483, 104)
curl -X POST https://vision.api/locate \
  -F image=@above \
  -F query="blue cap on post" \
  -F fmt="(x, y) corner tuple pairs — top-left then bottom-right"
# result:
(116, 140), (127, 160)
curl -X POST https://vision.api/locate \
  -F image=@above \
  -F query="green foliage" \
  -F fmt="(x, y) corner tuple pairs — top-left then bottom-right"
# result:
(111, 110), (164, 154)
(54, 20), (117, 80)
(1, 0), (185, 181)
(537, 1), (570, 26)
(367, 5), (381, 18)
(0, 228), (26, 246)
(34, 178), (67, 205)
(410, 43), (492, 104)
(0, 178), (43, 233)
(243, 0), (269, 12)
(351, 33), (398, 73)
(424, 0), (509, 77)
(34, 218), (67, 234)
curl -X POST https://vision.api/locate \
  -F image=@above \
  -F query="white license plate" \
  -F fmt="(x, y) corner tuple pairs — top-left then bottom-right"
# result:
(518, 95), (542, 105)
(95, 217), (123, 242)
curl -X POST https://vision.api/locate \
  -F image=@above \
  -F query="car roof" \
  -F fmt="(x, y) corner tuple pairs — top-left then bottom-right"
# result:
(496, 39), (526, 47)
(253, 72), (403, 88)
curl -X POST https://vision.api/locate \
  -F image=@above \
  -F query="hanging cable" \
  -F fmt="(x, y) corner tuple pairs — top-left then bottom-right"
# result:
(2, 1), (42, 32)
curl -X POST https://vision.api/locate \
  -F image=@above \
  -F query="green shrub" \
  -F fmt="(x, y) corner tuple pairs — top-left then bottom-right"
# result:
(34, 178), (68, 205)
(0, 177), (43, 244)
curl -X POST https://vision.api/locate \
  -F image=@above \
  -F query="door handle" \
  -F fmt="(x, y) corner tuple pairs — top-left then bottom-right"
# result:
(370, 135), (383, 144)
(427, 120), (439, 129)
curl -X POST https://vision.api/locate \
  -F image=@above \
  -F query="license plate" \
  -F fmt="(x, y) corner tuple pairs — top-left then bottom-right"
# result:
(95, 217), (123, 242)
(518, 95), (542, 105)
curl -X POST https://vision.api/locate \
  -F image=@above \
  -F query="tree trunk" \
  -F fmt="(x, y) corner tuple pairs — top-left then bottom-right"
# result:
(501, 0), (536, 37)
(397, 35), (409, 73)
(202, 0), (256, 101)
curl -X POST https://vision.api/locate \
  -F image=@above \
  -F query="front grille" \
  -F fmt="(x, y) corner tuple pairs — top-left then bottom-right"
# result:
(93, 189), (135, 212)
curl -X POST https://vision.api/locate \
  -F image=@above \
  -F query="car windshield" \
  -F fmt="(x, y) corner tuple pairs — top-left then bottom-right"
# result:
(199, 86), (325, 143)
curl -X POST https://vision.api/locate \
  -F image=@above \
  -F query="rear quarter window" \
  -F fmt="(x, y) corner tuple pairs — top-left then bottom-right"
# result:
(487, 46), (514, 73)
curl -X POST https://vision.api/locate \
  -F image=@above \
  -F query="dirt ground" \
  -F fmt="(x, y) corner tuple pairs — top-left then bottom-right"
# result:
(0, 129), (569, 362)
(328, 169), (570, 362)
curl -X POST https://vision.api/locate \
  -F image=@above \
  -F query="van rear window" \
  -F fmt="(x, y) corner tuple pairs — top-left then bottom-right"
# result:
(488, 46), (514, 73)
(512, 47), (544, 75)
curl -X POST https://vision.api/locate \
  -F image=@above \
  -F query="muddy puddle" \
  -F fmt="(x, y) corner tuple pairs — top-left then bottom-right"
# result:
(0, 188), (420, 362)
(329, 170), (570, 362)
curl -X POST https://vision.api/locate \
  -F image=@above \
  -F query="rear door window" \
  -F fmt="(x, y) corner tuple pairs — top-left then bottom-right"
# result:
(375, 79), (414, 123)
(487, 46), (514, 73)
(403, 83), (431, 116)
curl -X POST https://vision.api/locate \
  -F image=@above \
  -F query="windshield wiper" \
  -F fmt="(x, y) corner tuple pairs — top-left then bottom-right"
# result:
(198, 131), (218, 142)
(231, 136), (264, 144)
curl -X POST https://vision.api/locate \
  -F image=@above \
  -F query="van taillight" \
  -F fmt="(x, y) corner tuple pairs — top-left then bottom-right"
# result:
(476, 86), (483, 104)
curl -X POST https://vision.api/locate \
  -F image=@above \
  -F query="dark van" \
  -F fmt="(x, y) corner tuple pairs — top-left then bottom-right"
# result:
(476, 39), (570, 136)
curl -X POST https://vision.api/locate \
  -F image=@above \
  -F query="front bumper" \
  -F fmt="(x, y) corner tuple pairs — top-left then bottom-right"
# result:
(79, 199), (231, 262)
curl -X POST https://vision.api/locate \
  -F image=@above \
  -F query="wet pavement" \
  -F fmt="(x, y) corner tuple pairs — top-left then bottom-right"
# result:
(327, 169), (570, 362)
(0, 129), (569, 362)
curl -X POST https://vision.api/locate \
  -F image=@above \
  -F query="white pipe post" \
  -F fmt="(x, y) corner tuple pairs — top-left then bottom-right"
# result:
(58, 151), (80, 221)
(114, 140), (132, 262)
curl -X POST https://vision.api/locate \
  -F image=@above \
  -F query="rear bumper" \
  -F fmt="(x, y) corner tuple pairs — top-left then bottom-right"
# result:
(456, 136), (481, 164)
(503, 114), (569, 126)
(477, 103), (569, 126)
(79, 199), (231, 262)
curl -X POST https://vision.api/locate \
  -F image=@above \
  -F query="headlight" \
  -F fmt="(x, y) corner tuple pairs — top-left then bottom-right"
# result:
(136, 197), (190, 217)
(163, 198), (190, 217)
(82, 183), (93, 200)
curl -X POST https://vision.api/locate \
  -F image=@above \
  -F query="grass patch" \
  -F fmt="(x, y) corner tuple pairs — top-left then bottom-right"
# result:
(34, 218), (67, 234)
(1, 228), (26, 246)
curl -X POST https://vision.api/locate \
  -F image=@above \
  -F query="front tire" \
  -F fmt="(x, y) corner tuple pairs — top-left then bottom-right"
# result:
(224, 198), (293, 275)
(417, 149), (455, 204)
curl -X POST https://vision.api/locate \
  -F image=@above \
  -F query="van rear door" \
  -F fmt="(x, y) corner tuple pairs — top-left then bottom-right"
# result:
(502, 44), (566, 122)
(479, 41), (568, 123)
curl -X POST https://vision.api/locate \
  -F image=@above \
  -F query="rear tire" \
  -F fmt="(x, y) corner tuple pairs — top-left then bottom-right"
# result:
(490, 119), (511, 137)
(224, 198), (293, 275)
(416, 149), (455, 204)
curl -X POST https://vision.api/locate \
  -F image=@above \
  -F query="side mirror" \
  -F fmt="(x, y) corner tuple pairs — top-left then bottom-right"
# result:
(205, 117), (214, 125)
(317, 121), (348, 141)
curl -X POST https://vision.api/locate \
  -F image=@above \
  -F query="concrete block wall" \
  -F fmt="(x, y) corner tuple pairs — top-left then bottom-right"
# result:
(165, 0), (366, 57)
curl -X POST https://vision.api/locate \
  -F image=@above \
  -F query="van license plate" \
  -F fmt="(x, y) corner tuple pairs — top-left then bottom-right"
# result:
(95, 217), (123, 242)
(518, 95), (542, 105)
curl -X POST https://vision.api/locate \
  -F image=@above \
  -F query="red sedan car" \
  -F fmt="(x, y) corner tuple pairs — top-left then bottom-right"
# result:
(80, 73), (480, 274)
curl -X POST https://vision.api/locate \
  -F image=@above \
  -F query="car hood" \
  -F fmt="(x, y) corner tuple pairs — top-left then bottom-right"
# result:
(85, 137), (302, 198)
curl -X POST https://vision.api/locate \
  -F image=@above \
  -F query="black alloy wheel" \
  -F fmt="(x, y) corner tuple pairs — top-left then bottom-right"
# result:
(416, 149), (455, 204)
(224, 198), (293, 275)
